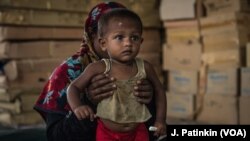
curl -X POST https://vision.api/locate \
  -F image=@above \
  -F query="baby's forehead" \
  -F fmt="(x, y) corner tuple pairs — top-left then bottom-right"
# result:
(108, 19), (140, 30)
(108, 17), (141, 27)
(109, 16), (136, 22)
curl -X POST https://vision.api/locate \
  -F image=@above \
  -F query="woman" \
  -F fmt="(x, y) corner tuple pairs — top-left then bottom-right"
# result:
(33, 2), (154, 141)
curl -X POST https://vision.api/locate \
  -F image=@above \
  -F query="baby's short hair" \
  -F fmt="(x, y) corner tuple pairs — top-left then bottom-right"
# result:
(98, 8), (143, 37)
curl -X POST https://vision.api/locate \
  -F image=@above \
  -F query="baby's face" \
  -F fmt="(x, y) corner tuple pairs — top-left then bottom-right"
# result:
(101, 17), (143, 62)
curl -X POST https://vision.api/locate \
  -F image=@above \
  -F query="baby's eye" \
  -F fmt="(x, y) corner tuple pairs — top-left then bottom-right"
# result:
(114, 35), (124, 41)
(130, 35), (141, 42)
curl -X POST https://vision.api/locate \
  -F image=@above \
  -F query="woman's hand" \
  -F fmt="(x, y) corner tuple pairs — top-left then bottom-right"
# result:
(87, 73), (116, 104)
(134, 79), (153, 104)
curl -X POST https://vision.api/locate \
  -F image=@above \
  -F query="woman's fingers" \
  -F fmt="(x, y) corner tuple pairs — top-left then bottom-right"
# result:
(135, 92), (152, 104)
(89, 84), (116, 96)
(89, 74), (114, 89)
(93, 91), (114, 102)
(87, 74), (116, 103)
(90, 73), (108, 83)
(134, 79), (153, 104)
(135, 79), (153, 92)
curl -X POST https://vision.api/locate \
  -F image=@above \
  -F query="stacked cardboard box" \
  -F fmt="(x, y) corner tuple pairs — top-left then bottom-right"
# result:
(239, 43), (250, 125)
(161, 0), (250, 125)
(203, 0), (250, 16)
(160, 0), (202, 121)
(197, 0), (250, 124)
(0, 0), (88, 127)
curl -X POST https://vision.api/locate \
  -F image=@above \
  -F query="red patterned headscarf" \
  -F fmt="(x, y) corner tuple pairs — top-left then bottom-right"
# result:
(79, 2), (126, 63)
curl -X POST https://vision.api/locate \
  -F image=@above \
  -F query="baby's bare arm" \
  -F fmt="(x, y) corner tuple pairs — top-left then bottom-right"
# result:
(67, 61), (105, 120)
(144, 60), (166, 136)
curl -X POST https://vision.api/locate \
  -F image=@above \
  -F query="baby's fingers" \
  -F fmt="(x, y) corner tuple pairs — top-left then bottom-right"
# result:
(74, 106), (93, 120)
(87, 107), (96, 121)
(153, 130), (160, 137)
(152, 126), (166, 137)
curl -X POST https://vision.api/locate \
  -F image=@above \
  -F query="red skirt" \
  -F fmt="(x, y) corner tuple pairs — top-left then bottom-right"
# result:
(96, 119), (149, 141)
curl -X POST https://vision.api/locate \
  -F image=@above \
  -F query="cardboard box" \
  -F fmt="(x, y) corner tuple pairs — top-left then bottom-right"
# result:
(49, 41), (81, 58)
(163, 43), (202, 71)
(206, 68), (239, 96)
(0, 42), (51, 59)
(241, 68), (250, 96)
(239, 96), (250, 124)
(3, 59), (62, 81)
(203, 0), (250, 16)
(201, 13), (250, 51)
(202, 25), (250, 52)
(247, 43), (250, 67)
(160, 0), (196, 20)
(201, 12), (250, 29)
(8, 72), (51, 90)
(168, 70), (198, 94)
(0, 41), (81, 59)
(164, 20), (200, 44)
(0, 26), (83, 41)
(202, 48), (244, 69)
(0, 89), (21, 102)
(8, 59), (61, 73)
(167, 92), (195, 120)
(0, 0), (89, 12)
(0, 8), (87, 27)
(0, 100), (21, 114)
(0, 75), (7, 88)
(197, 94), (239, 124)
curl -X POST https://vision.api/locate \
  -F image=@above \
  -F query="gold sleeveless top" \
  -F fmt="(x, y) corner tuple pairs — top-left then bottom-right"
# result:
(96, 58), (152, 123)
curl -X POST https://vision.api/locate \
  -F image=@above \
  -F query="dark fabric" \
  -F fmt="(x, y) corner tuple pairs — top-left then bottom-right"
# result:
(146, 94), (167, 141)
(146, 95), (158, 141)
(47, 113), (96, 141)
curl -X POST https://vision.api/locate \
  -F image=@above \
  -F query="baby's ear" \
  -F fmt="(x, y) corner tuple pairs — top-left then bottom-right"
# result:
(99, 38), (107, 51)
(140, 37), (144, 44)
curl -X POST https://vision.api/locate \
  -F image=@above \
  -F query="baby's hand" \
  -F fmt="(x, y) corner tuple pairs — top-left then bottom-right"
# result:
(152, 121), (167, 137)
(73, 105), (96, 121)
